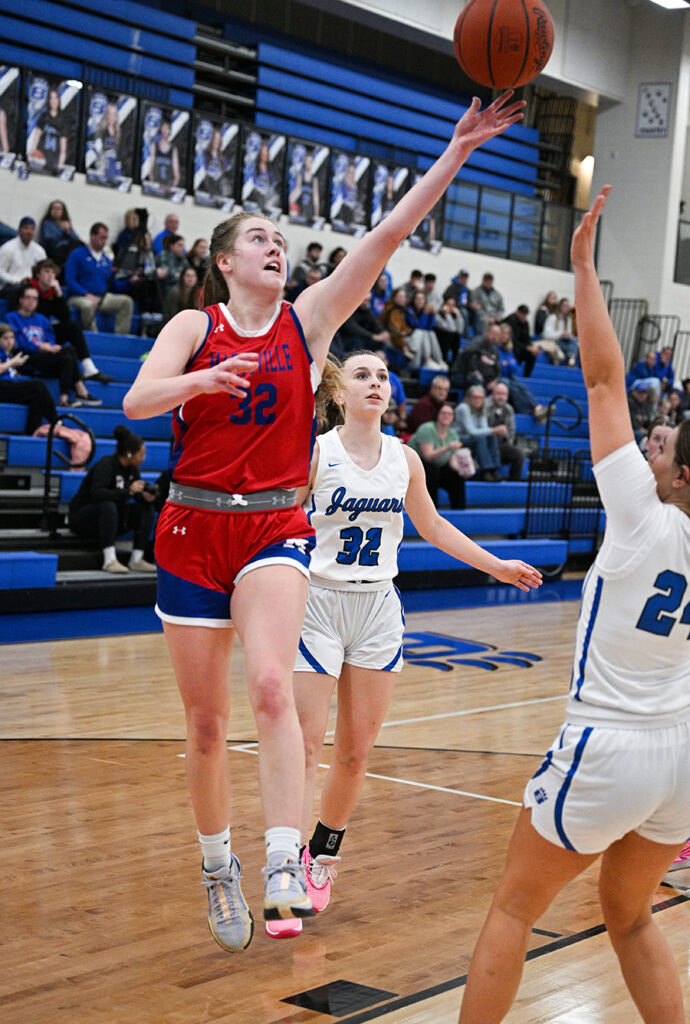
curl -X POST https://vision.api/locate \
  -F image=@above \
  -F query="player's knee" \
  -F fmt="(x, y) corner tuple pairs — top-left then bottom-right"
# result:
(186, 707), (227, 754)
(599, 883), (648, 939)
(250, 670), (291, 721)
(335, 744), (370, 777)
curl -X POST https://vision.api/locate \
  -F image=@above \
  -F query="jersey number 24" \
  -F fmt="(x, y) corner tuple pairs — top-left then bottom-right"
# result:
(636, 570), (690, 638)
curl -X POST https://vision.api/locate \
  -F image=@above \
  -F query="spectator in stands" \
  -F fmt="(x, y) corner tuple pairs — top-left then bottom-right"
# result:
(381, 396), (404, 437)
(38, 199), (82, 266)
(0, 217), (47, 301)
(0, 322), (58, 434)
(186, 237), (209, 278)
(68, 424), (156, 574)
(496, 322), (546, 419)
(293, 241), (327, 285)
(285, 266), (323, 305)
(152, 212), (180, 255)
(627, 378), (655, 443)
(542, 296), (579, 366)
(451, 323), (501, 392)
(163, 265), (200, 325)
(65, 222), (134, 334)
(423, 272), (443, 312)
(115, 209), (141, 263)
(533, 290), (558, 337)
(655, 345), (676, 394)
(404, 289), (447, 369)
(338, 294), (391, 354)
(443, 268), (482, 336)
(155, 233), (187, 293)
(370, 271), (391, 317)
(401, 269), (424, 300)
(380, 287), (413, 367)
(406, 374), (451, 434)
(472, 272), (505, 332)
(372, 348), (407, 429)
(407, 401), (468, 509)
(626, 349), (661, 400)
(30, 258), (113, 383)
(326, 246), (347, 275)
(434, 295), (465, 365)
(667, 387), (684, 426)
(485, 381), (526, 481)
(455, 384), (503, 481)
(116, 230), (166, 324)
(502, 304), (538, 377)
(6, 282), (101, 408)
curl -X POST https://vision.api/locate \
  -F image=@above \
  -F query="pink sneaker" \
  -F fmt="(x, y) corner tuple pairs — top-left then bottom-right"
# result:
(303, 846), (340, 913)
(265, 917), (303, 939)
(667, 840), (690, 872)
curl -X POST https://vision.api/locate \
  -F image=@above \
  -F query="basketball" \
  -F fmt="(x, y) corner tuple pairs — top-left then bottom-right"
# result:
(453, 0), (554, 90)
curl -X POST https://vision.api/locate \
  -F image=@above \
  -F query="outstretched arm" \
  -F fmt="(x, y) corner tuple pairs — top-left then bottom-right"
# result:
(295, 92), (525, 371)
(403, 448), (542, 591)
(570, 185), (633, 464)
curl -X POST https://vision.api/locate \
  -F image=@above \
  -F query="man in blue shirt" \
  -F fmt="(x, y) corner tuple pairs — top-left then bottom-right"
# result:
(65, 222), (133, 334)
(152, 212), (181, 254)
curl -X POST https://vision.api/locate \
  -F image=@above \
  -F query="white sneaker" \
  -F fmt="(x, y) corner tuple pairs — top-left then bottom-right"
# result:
(129, 558), (156, 573)
(103, 559), (128, 574)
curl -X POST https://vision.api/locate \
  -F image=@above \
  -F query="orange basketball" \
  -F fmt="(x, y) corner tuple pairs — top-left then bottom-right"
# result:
(454, 0), (554, 89)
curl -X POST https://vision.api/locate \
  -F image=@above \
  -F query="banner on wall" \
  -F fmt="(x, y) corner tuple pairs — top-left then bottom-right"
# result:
(286, 138), (329, 230)
(370, 160), (410, 230)
(84, 88), (137, 191)
(140, 103), (190, 203)
(329, 150), (370, 237)
(25, 72), (81, 180)
(0, 66), (20, 170)
(193, 115), (239, 212)
(408, 171), (444, 253)
(240, 127), (286, 219)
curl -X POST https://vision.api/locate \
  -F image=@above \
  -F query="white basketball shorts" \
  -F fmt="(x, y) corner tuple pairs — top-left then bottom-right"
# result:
(524, 719), (690, 853)
(294, 583), (405, 678)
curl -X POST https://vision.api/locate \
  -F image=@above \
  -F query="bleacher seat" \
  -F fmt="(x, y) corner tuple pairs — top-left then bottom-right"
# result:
(0, 552), (57, 588)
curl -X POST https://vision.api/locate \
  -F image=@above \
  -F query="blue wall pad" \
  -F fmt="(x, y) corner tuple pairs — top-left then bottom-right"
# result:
(4, 605), (162, 643)
(0, 552), (57, 589)
(401, 577), (585, 613)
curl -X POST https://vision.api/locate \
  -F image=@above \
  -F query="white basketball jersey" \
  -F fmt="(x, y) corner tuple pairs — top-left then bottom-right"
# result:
(566, 442), (690, 727)
(305, 427), (409, 590)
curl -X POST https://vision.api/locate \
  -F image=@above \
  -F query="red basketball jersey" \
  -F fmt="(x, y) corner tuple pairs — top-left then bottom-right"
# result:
(170, 301), (319, 493)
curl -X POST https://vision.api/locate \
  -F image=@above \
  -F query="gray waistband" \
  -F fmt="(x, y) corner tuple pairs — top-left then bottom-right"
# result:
(167, 482), (298, 512)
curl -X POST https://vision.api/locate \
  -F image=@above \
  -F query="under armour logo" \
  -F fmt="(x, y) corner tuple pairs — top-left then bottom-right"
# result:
(285, 538), (309, 553)
(172, 526), (186, 535)
(533, 787), (548, 805)
(214, 324), (225, 332)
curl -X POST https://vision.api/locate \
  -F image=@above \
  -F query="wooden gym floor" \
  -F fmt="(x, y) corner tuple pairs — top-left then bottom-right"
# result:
(1, 600), (688, 1023)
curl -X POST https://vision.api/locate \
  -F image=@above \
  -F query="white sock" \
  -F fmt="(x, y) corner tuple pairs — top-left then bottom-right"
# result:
(199, 826), (231, 873)
(131, 549), (144, 563)
(102, 546), (116, 567)
(265, 826), (301, 863)
(81, 357), (98, 376)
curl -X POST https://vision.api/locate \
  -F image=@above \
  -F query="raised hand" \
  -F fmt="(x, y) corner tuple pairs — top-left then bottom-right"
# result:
(493, 559), (543, 592)
(571, 185), (611, 269)
(452, 91), (526, 150)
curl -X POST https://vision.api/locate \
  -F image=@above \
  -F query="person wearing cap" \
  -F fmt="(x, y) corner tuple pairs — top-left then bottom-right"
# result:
(0, 217), (47, 300)
(627, 378), (654, 442)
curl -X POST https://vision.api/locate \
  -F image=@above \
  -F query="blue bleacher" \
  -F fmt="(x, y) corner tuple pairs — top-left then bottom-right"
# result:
(398, 538), (568, 574)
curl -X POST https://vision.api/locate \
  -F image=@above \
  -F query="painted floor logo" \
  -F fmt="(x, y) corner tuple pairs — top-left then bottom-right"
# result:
(402, 631), (542, 672)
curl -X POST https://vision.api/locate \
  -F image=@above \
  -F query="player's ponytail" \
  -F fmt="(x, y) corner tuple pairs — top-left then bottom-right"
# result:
(201, 211), (277, 308)
(315, 354), (345, 431)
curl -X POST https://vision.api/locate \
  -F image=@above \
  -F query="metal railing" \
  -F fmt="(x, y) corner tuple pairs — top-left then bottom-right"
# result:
(40, 414), (96, 536)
